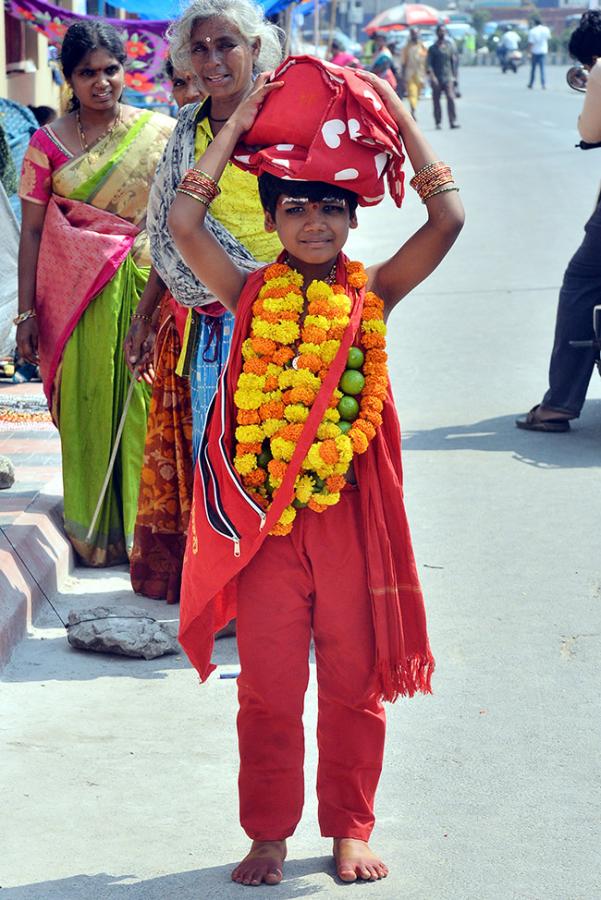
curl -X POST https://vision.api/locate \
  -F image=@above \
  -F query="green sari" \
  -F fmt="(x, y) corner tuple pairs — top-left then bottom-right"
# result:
(32, 110), (174, 565)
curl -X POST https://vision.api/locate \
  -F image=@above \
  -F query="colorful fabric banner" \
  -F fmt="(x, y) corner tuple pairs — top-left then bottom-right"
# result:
(6, 0), (171, 103)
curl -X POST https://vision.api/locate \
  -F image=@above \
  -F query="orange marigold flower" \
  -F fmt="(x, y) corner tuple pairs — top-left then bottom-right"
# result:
(331, 284), (346, 295)
(252, 299), (265, 316)
(326, 474), (347, 493)
(297, 354), (322, 373)
(354, 418), (376, 441)
(237, 441), (263, 456)
(364, 375), (389, 396)
(264, 263), (290, 280)
(328, 392), (340, 409)
(279, 423), (304, 442)
(360, 395), (384, 414)
(268, 458), (287, 481)
(288, 386), (316, 405)
(349, 427), (369, 454)
(272, 346), (295, 366)
(363, 291), (385, 310)
(271, 521), (294, 535)
(243, 357), (270, 375)
(308, 498), (328, 513)
(251, 336), (277, 355)
(365, 348), (388, 365)
(319, 439), (339, 465)
(302, 325), (328, 344)
(328, 325), (346, 341)
(363, 360), (388, 377)
(279, 309), (299, 321)
(237, 409), (261, 425)
(264, 376), (279, 391)
(361, 332), (386, 350)
(361, 307), (381, 321)
(348, 271), (368, 288)
(258, 310), (280, 324)
(244, 467), (267, 487)
(260, 400), (285, 420)
(361, 409), (383, 428)
(265, 284), (300, 298)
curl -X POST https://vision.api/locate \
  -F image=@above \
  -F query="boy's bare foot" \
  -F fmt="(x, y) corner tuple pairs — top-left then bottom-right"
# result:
(231, 839), (287, 886)
(333, 838), (389, 882)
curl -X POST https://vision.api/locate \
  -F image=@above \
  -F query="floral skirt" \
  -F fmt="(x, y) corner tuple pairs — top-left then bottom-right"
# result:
(129, 295), (194, 603)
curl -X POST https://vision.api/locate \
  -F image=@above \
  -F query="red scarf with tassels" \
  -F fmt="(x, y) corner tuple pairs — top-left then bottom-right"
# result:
(179, 253), (434, 701)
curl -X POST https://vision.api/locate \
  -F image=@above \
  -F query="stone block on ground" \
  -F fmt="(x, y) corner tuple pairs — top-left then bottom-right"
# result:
(67, 606), (179, 659)
(0, 455), (15, 489)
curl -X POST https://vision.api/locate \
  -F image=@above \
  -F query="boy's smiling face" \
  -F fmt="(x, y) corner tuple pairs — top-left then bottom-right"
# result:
(264, 195), (358, 269)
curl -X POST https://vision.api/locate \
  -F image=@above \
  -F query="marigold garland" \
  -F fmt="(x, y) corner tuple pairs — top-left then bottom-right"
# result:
(233, 261), (388, 535)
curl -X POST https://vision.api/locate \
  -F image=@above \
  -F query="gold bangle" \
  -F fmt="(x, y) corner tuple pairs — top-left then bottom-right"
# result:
(422, 184), (460, 203)
(191, 168), (221, 191)
(410, 161), (446, 187)
(13, 309), (36, 325)
(176, 187), (211, 207)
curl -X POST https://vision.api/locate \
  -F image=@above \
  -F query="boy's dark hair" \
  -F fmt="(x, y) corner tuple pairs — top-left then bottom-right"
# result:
(569, 10), (601, 67)
(531, 16), (541, 26)
(61, 21), (126, 110)
(28, 105), (56, 125)
(258, 172), (359, 218)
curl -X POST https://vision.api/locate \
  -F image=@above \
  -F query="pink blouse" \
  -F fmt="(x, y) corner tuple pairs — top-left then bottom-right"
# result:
(19, 127), (73, 206)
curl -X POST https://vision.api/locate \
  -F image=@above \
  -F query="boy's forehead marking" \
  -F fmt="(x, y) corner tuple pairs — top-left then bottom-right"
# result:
(279, 196), (347, 206)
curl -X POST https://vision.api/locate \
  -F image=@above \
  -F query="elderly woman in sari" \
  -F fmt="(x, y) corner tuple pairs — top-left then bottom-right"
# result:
(124, 0), (283, 603)
(16, 21), (174, 565)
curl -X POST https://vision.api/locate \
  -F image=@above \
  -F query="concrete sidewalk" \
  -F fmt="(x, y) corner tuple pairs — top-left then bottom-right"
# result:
(0, 379), (70, 669)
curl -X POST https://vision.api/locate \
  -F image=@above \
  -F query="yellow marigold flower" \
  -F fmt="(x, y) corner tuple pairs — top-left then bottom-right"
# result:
(284, 403), (310, 423)
(304, 314), (330, 331)
(242, 338), (257, 360)
(263, 294), (304, 314)
(263, 417), (286, 437)
(234, 453), (257, 476)
(335, 433), (354, 465)
(297, 341), (321, 357)
(317, 422), (341, 440)
(237, 372), (266, 392)
(234, 388), (264, 410)
(320, 340), (340, 364)
(310, 491), (341, 507)
(295, 475), (314, 504)
(306, 280), (332, 302)
(271, 437), (296, 461)
(235, 424), (264, 444)
(362, 319), (387, 335)
(323, 407), (341, 423)
(279, 369), (321, 391)
(278, 505), (297, 527)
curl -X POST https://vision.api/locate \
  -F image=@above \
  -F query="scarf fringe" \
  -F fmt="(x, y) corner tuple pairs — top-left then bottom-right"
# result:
(378, 652), (435, 702)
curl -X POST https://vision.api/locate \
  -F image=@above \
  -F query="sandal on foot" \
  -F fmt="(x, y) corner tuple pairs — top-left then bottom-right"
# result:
(516, 405), (570, 433)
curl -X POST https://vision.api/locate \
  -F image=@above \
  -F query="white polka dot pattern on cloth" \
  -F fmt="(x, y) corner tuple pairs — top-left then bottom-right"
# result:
(231, 54), (406, 208)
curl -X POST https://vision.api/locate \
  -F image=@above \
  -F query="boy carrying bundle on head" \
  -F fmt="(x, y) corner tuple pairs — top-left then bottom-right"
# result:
(168, 56), (464, 887)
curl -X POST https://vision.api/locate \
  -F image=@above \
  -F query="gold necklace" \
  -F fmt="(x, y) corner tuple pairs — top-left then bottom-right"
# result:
(76, 104), (122, 155)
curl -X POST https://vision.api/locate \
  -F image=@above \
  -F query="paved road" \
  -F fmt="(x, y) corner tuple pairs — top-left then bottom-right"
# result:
(2, 68), (600, 899)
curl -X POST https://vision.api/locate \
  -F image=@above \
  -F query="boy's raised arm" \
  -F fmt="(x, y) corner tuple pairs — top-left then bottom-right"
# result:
(167, 74), (282, 314)
(356, 71), (465, 317)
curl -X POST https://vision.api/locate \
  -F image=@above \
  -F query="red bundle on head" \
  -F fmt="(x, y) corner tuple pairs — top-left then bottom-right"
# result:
(232, 55), (405, 208)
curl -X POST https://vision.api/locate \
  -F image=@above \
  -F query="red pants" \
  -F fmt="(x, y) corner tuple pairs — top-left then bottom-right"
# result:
(236, 486), (386, 842)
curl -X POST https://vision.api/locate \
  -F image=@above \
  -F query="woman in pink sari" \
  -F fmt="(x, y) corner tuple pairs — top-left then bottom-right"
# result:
(16, 21), (174, 565)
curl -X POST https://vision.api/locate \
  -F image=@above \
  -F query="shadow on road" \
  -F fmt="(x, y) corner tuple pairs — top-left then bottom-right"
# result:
(403, 400), (601, 469)
(0, 857), (335, 898)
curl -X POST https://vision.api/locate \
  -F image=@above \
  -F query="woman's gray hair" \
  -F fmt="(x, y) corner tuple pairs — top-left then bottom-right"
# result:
(167, 0), (284, 74)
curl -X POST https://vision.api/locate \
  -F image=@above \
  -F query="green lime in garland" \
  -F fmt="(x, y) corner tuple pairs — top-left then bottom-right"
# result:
(337, 347), (366, 428)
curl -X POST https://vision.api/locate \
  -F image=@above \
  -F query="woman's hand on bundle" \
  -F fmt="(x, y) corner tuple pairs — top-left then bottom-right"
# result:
(228, 72), (284, 137)
(16, 318), (39, 365)
(124, 317), (156, 384)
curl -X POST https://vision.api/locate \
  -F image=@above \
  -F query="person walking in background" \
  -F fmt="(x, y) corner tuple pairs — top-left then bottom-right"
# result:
(401, 27), (427, 120)
(427, 25), (459, 129)
(517, 11), (601, 432)
(527, 16), (551, 89)
(16, 21), (174, 565)
(370, 33), (398, 90)
(329, 39), (360, 69)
